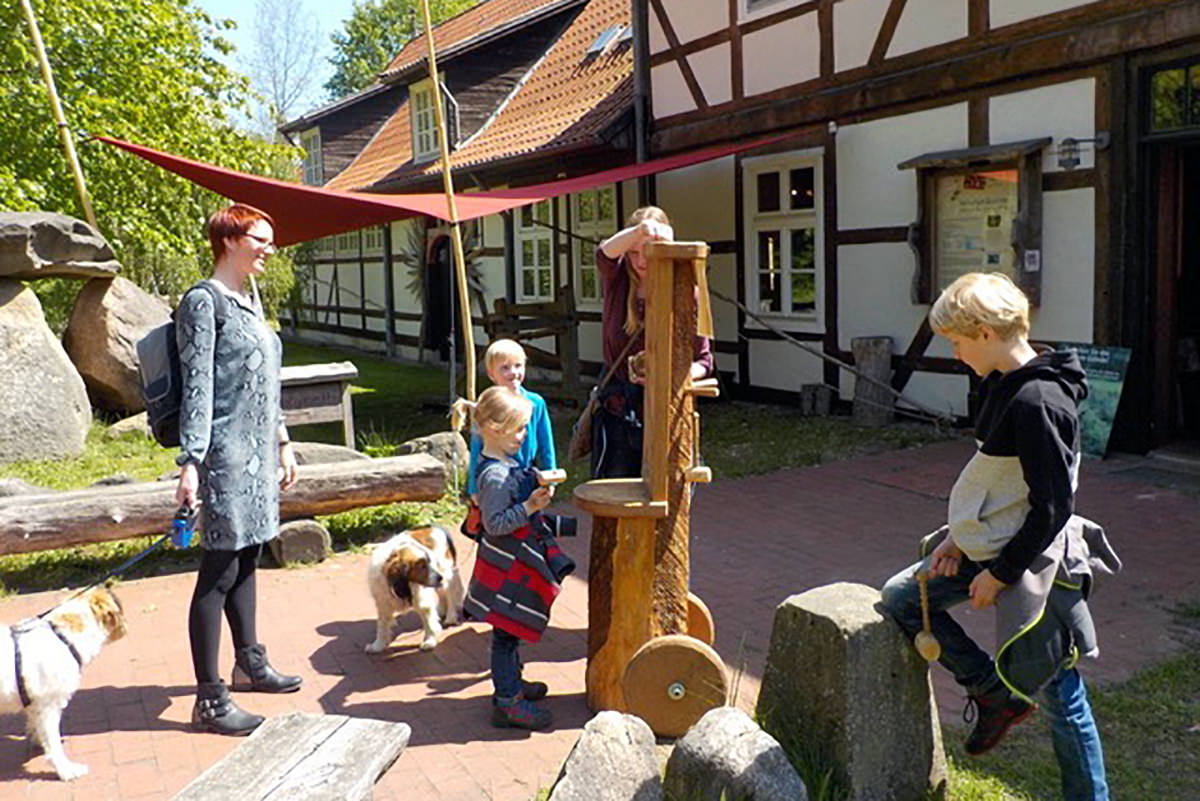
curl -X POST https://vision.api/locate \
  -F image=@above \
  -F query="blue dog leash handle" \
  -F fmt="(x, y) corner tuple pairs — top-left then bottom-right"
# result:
(171, 504), (197, 548)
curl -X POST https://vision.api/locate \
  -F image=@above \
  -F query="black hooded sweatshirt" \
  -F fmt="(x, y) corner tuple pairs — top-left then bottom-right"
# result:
(974, 349), (1089, 585)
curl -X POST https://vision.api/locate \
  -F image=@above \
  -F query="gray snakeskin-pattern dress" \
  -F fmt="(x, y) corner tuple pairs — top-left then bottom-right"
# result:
(175, 279), (282, 551)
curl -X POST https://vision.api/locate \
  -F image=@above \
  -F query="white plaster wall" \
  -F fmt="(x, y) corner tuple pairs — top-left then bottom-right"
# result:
(748, 338), (826, 392)
(689, 43), (733, 107)
(1029, 188), (1094, 344)
(579, 319), (604, 365)
(743, 12), (821, 97)
(836, 242), (928, 351)
(836, 103), (968, 229)
(657, 0), (727, 47)
(649, 6), (667, 55)
(655, 156), (735, 241)
(652, 61), (696, 119)
(363, 261), (385, 332)
(888, 0), (968, 59)
(475, 252), (507, 309)
(335, 262), (363, 330)
(990, 78), (1095, 173)
(834, 0), (890, 73)
(706, 253), (739, 344)
(991, 0), (1094, 29)
(895, 372), (970, 418)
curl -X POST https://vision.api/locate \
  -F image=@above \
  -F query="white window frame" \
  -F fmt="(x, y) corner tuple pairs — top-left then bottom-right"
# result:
(335, 230), (361, 257)
(572, 186), (616, 308)
(410, 77), (440, 163)
(362, 225), (384, 254)
(517, 200), (554, 302)
(300, 128), (323, 186)
(742, 148), (824, 332)
(740, 0), (806, 23)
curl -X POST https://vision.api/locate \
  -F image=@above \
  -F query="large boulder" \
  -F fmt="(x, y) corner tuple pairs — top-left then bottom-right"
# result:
(663, 707), (807, 801)
(268, 519), (332, 565)
(395, 431), (468, 476)
(549, 711), (662, 801)
(63, 276), (170, 412)
(755, 583), (947, 801)
(0, 212), (120, 280)
(0, 279), (91, 463)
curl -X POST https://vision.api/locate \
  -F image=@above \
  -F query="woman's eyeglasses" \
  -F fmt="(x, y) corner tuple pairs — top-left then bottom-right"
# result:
(243, 232), (276, 252)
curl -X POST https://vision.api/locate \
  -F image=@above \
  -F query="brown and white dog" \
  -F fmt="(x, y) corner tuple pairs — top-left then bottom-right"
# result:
(0, 587), (127, 781)
(366, 526), (465, 653)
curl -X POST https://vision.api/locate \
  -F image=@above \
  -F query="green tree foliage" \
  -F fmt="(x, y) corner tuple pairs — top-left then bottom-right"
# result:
(1, 0), (301, 321)
(326, 0), (478, 100)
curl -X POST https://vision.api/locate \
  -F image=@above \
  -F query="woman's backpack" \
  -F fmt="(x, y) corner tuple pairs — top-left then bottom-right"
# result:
(135, 281), (229, 447)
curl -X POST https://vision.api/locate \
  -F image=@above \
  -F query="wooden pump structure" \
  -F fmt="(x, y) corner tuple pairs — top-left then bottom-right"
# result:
(572, 241), (726, 738)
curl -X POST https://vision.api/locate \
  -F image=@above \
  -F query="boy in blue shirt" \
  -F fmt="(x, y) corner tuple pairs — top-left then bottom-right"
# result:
(467, 339), (556, 496)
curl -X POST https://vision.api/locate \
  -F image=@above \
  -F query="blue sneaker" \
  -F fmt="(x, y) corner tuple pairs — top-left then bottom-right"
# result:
(491, 698), (552, 730)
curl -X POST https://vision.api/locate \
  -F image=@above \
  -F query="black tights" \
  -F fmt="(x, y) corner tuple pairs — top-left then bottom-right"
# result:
(188, 544), (262, 684)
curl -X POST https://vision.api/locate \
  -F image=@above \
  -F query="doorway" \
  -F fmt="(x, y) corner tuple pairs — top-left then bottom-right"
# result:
(424, 236), (462, 362)
(1152, 145), (1200, 445)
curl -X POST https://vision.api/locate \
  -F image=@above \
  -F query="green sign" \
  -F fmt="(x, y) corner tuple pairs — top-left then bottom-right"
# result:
(1058, 342), (1132, 458)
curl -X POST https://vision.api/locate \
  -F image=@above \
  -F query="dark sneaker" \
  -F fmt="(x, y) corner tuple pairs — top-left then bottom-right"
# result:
(521, 680), (549, 701)
(963, 686), (1036, 755)
(491, 699), (552, 730)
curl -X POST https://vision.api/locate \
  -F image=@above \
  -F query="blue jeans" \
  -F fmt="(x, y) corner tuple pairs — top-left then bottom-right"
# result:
(1042, 668), (1109, 801)
(881, 560), (1109, 800)
(490, 628), (522, 701)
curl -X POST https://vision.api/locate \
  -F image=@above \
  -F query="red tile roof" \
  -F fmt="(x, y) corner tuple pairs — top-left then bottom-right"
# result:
(326, 0), (630, 192)
(382, 0), (576, 78)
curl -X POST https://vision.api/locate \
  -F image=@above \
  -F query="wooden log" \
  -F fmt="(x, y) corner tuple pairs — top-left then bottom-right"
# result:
(173, 712), (410, 801)
(586, 514), (657, 712)
(0, 455), (445, 555)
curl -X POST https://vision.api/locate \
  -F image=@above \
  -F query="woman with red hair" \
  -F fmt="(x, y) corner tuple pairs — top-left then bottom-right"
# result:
(175, 203), (301, 736)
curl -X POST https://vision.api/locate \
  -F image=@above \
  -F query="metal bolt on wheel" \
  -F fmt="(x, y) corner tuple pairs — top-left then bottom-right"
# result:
(622, 634), (728, 738)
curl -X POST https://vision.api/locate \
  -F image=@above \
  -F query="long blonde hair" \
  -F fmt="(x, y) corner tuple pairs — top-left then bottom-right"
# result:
(624, 206), (670, 335)
(451, 386), (531, 440)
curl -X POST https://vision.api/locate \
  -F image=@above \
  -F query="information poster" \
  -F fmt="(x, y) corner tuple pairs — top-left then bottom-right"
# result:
(935, 169), (1019, 291)
(1058, 342), (1132, 458)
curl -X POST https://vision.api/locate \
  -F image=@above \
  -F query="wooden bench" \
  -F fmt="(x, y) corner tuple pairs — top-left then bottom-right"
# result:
(280, 362), (359, 447)
(173, 712), (410, 801)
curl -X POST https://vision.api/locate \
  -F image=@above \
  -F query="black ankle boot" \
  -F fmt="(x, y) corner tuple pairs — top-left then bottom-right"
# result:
(192, 681), (264, 736)
(231, 643), (302, 693)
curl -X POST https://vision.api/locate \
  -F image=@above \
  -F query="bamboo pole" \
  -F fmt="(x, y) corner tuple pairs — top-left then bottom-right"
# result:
(419, 0), (476, 401)
(19, 0), (99, 231)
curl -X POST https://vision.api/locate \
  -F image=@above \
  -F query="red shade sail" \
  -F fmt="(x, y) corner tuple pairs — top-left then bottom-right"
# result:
(97, 132), (800, 247)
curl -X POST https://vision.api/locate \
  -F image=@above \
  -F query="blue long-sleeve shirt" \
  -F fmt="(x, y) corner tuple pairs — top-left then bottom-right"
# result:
(467, 386), (556, 495)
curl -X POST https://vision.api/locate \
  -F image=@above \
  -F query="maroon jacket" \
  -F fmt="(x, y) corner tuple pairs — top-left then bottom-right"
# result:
(596, 249), (714, 382)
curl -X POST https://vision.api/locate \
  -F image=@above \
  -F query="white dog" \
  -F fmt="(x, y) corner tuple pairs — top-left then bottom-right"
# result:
(0, 587), (127, 781)
(366, 526), (465, 653)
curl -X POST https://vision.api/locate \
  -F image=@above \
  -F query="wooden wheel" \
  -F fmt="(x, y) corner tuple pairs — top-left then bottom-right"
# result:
(686, 592), (715, 645)
(622, 634), (728, 738)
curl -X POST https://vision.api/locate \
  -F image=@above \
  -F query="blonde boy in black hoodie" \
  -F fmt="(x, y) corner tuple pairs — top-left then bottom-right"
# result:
(881, 272), (1112, 801)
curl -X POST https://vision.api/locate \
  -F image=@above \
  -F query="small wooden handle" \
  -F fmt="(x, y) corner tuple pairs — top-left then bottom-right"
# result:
(687, 378), (720, 398)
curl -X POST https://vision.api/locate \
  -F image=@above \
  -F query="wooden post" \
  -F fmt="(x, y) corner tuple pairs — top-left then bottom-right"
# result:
(19, 0), (98, 231)
(418, 0), (475, 401)
(851, 336), (894, 427)
(574, 241), (710, 712)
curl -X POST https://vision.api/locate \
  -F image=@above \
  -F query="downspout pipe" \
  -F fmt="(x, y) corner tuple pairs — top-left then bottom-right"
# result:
(632, 0), (652, 206)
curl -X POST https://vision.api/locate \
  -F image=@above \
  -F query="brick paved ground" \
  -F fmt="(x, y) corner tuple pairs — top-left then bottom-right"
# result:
(1, 439), (1197, 800)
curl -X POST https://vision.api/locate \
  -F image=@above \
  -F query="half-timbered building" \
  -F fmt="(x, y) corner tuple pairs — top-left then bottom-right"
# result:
(280, 0), (638, 389)
(642, 0), (1200, 452)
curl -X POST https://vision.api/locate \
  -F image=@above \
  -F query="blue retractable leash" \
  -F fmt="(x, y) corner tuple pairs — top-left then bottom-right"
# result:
(29, 504), (197, 621)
